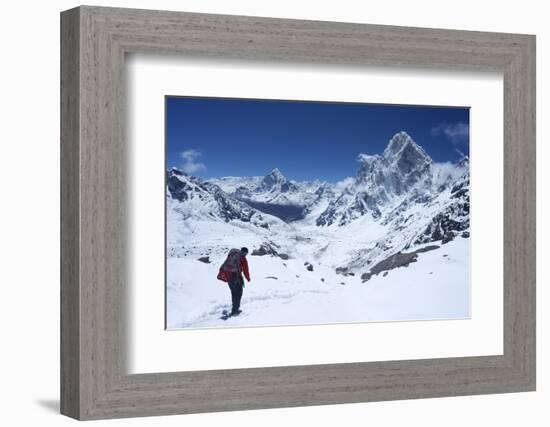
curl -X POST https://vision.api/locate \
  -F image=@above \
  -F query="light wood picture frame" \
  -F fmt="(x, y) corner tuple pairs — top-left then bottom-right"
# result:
(60, 5), (536, 420)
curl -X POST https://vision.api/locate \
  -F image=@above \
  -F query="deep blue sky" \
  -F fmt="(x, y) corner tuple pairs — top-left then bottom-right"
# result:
(166, 96), (469, 183)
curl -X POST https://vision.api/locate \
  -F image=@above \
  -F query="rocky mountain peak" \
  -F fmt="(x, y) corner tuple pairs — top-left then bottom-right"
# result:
(259, 168), (296, 193)
(383, 131), (431, 166)
(166, 168), (197, 202)
(457, 155), (470, 169)
(383, 131), (414, 157)
(356, 132), (431, 190)
(263, 167), (285, 182)
(319, 132), (442, 227)
(169, 167), (187, 177)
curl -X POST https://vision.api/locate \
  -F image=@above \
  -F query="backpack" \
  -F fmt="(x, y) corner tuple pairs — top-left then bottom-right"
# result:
(221, 248), (242, 273)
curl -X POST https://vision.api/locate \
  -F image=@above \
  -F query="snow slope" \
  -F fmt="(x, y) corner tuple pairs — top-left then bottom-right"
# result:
(167, 237), (469, 329)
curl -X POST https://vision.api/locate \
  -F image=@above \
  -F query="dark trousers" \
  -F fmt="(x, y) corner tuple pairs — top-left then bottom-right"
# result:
(228, 273), (244, 313)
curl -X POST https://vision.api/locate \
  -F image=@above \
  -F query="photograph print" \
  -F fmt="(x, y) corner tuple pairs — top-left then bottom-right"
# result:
(165, 96), (470, 330)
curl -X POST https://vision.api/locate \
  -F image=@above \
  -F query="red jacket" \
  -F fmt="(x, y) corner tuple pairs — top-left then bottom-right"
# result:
(240, 256), (251, 282)
(217, 256), (251, 283)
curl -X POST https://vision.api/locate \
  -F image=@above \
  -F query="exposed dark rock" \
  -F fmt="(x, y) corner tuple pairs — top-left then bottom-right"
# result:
(170, 168), (186, 177)
(335, 267), (348, 275)
(414, 210), (467, 244)
(370, 252), (418, 276)
(197, 256), (210, 264)
(304, 262), (314, 272)
(451, 188), (468, 199)
(442, 233), (454, 244)
(361, 243), (443, 282)
(265, 276), (278, 280)
(280, 182), (295, 193)
(251, 247), (268, 256)
(461, 231), (470, 238)
(278, 253), (290, 260)
(167, 171), (192, 202)
(251, 243), (279, 257)
(451, 180), (468, 194)
(412, 173), (470, 246)
(336, 266), (356, 277)
(234, 186), (252, 199)
(361, 272), (372, 282)
(414, 245), (440, 254)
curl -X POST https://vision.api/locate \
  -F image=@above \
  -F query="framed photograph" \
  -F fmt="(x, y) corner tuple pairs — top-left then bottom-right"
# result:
(61, 6), (536, 420)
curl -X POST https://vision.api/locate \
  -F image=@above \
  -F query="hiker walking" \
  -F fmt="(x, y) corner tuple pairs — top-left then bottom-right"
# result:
(217, 247), (251, 316)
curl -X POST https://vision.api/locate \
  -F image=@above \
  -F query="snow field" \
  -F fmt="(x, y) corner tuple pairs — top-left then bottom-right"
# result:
(167, 237), (469, 329)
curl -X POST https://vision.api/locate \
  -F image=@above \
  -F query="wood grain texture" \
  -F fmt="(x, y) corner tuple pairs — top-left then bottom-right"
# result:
(60, 5), (536, 420)
(60, 7), (80, 419)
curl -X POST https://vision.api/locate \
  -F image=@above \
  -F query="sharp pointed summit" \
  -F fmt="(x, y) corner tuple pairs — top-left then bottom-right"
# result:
(259, 167), (297, 193)
(318, 131), (445, 227)
(383, 131), (413, 157)
(264, 167), (285, 182)
(266, 167), (284, 179)
(269, 167), (283, 175)
(383, 131), (431, 164)
(356, 131), (431, 189)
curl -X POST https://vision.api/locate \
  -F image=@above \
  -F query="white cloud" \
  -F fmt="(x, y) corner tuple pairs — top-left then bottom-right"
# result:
(432, 161), (463, 186)
(181, 149), (206, 174)
(431, 122), (469, 145)
(334, 177), (354, 191)
(357, 153), (380, 164)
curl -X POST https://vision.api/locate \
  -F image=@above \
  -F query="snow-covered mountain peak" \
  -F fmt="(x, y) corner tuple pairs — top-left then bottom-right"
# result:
(457, 155), (469, 170)
(356, 153), (382, 171)
(169, 166), (187, 177)
(317, 131), (469, 228)
(269, 167), (284, 177)
(383, 131), (431, 167)
(166, 168), (292, 240)
(259, 167), (297, 194)
(383, 131), (414, 157)
(355, 131), (431, 194)
(262, 167), (286, 184)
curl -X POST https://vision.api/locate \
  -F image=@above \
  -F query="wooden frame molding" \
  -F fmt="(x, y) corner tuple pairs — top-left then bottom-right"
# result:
(61, 5), (536, 420)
